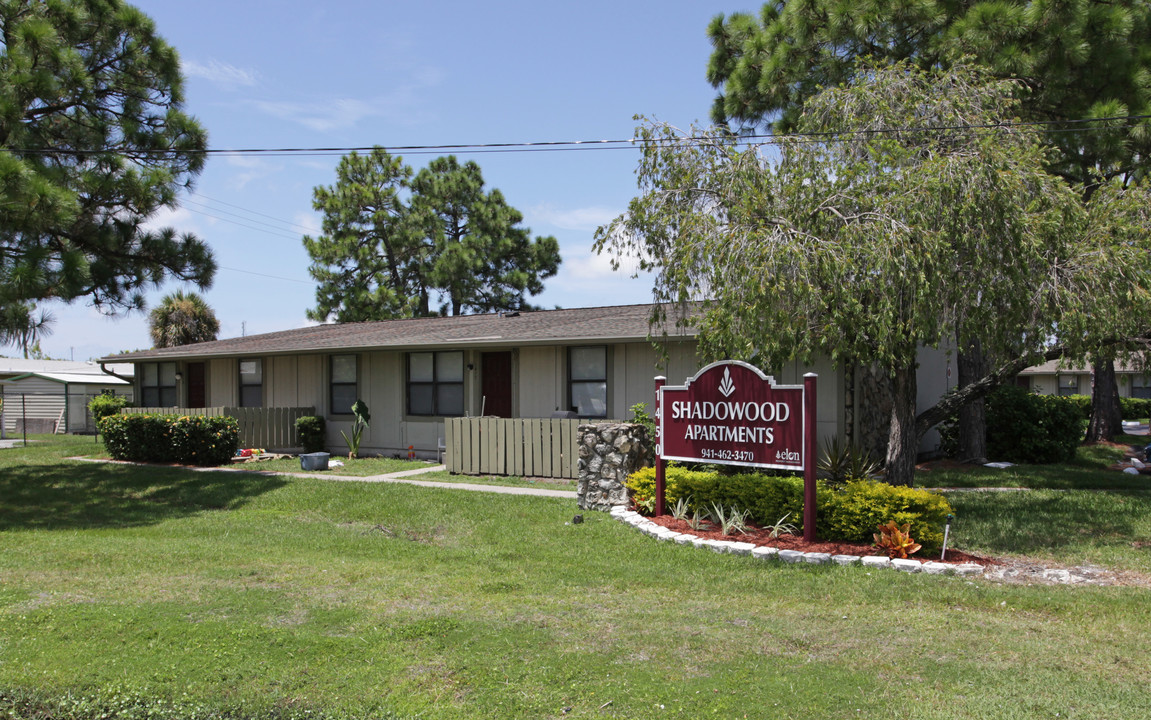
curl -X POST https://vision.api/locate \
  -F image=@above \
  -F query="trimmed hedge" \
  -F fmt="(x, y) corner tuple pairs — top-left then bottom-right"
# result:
(939, 386), (1085, 463)
(98, 414), (240, 466)
(626, 466), (952, 550)
(1120, 396), (1151, 421)
(985, 385), (1083, 463)
(295, 415), (327, 453)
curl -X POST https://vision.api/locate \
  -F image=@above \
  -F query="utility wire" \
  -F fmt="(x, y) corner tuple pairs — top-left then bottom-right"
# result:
(190, 193), (316, 233)
(7, 113), (1150, 157)
(217, 264), (312, 285)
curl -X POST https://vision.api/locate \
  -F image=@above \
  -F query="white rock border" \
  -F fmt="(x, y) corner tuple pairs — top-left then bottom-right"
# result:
(608, 506), (984, 577)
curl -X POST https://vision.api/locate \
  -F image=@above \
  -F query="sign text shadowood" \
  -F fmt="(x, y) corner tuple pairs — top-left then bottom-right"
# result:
(654, 361), (818, 540)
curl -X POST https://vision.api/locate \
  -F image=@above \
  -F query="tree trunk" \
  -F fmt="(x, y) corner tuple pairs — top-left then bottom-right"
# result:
(1086, 358), (1122, 442)
(884, 362), (919, 487)
(956, 338), (988, 463)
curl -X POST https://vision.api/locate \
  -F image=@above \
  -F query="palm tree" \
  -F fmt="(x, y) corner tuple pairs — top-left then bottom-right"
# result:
(0, 302), (55, 358)
(148, 290), (220, 348)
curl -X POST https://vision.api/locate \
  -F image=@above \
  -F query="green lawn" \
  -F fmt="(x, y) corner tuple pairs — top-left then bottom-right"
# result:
(249, 454), (436, 477)
(1, 436), (1150, 718)
(916, 438), (1151, 572)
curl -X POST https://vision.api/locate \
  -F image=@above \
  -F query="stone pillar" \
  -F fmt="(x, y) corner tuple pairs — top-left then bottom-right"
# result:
(576, 422), (651, 511)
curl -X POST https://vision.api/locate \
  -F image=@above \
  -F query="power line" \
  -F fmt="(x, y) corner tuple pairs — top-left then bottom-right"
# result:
(216, 264), (313, 284)
(179, 204), (302, 241)
(190, 193), (316, 233)
(7, 113), (1150, 157)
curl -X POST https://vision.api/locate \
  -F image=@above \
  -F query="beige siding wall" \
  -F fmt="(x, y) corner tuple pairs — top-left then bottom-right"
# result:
(268, 355), (299, 407)
(915, 345), (957, 455)
(207, 358), (236, 406)
(518, 346), (561, 417)
(1029, 373), (1091, 397)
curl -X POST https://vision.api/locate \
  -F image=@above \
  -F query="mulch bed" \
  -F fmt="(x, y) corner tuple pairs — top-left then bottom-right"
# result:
(647, 514), (992, 566)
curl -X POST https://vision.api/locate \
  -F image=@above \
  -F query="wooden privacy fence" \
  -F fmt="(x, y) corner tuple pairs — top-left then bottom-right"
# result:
(445, 417), (583, 479)
(120, 406), (314, 449)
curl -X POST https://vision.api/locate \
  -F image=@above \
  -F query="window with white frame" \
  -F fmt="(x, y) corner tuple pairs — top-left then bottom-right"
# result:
(1132, 375), (1151, 400)
(1057, 374), (1080, 396)
(239, 358), (263, 407)
(141, 361), (177, 407)
(569, 346), (607, 417)
(407, 351), (464, 416)
(330, 354), (358, 414)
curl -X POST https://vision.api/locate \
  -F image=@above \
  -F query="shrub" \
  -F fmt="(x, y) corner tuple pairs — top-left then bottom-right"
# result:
(88, 392), (131, 424)
(98, 414), (240, 466)
(985, 385), (1083, 463)
(626, 467), (953, 549)
(1120, 396), (1151, 421)
(295, 415), (327, 453)
(625, 465), (704, 513)
(822, 480), (952, 551)
(1063, 394), (1093, 420)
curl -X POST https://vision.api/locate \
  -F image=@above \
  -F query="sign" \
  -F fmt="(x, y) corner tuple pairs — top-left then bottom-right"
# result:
(659, 361), (806, 471)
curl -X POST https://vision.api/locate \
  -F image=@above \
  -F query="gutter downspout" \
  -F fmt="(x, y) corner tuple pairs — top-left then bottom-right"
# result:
(99, 363), (133, 383)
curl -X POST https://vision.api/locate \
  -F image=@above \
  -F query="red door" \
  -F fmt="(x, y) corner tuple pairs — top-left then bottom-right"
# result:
(481, 352), (512, 418)
(187, 362), (206, 408)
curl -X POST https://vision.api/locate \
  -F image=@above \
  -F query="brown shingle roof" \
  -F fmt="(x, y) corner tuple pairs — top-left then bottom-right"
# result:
(103, 303), (696, 362)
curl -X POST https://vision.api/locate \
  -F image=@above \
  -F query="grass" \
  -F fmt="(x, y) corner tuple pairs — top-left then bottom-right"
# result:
(249, 454), (435, 477)
(917, 436), (1151, 572)
(2, 436), (1150, 718)
(234, 456), (577, 491)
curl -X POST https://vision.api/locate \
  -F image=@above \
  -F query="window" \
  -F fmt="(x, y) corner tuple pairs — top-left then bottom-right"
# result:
(239, 358), (263, 407)
(407, 351), (464, 416)
(330, 354), (358, 414)
(141, 361), (177, 407)
(1057, 374), (1079, 397)
(569, 346), (607, 417)
(1133, 375), (1151, 400)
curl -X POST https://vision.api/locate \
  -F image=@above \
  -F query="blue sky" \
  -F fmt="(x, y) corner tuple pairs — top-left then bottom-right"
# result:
(10, 0), (754, 361)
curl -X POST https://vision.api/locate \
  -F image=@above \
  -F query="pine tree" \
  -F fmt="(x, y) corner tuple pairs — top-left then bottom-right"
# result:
(304, 149), (560, 322)
(0, 0), (214, 313)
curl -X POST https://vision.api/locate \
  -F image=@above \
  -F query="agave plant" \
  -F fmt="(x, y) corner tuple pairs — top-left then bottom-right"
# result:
(710, 503), (751, 536)
(764, 512), (797, 539)
(873, 521), (922, 559)
(670, 496), (692, 522)
(818, 436), (882, 488)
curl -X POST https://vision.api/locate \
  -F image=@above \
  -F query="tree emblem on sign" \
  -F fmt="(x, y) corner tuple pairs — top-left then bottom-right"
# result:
(719, 367), (736, 397)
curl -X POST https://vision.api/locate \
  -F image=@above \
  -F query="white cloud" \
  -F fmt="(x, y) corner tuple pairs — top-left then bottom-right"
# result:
(141, 204), (207, 234)
(252, 98), (380, 133)
(561, 250), (642, 281)
(182, 59), (260, 88)
(250, 68), (443, 132)
(528, 204), (620, 232)
(223, 156), (283, 191)
(293, 211), (321, 237)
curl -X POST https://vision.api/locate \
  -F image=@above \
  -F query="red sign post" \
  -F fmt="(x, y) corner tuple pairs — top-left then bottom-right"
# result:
(655, 362), (818, 541)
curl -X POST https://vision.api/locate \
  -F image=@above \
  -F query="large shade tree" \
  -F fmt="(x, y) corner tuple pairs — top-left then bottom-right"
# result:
(706, 0), (1151, 446)
(148, 289), (218, 348)
(595, 62), (1151, 486)
(304, 149), (561, 322)
(0, 0), (214, 315)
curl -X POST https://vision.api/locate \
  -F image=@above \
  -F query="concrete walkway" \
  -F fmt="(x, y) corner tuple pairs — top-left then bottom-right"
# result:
(70, 456), (578, 499)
